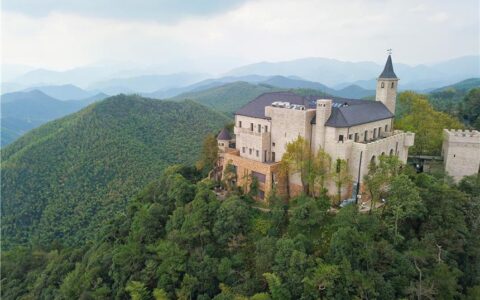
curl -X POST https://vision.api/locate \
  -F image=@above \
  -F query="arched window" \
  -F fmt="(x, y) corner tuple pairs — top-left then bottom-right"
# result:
(391, 82), (395, 88)
(381, 82), (385, 88)
(370, 155), (376, 164)
(381, 152), (385, 156)
(389, 149), (394, 156)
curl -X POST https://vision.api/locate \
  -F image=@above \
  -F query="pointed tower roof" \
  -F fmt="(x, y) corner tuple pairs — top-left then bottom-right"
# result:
(379, 55), (397, 79)
(217, 128), (231, 140)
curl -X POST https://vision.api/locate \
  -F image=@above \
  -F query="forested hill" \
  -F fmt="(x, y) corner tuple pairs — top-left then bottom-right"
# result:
(1, 94), (230, 249)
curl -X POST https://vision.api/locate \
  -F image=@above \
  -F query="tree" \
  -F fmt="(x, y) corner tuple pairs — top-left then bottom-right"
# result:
(288, 195), (329, 235)
(249, 174), (260, 198)
(396, 91), (464, 155)
(213, 196), (251, 248)
(281, 136), (312, 195)
(303, 261), (340, 299)
(384, 174), (425, 243)
(263, 273), (291, 300)
(281, 137), (332, 197)
(364, 155), (402, 212)
(125, 281), (149, 300)
(223, 161), (237, 192)
(459, 88), (480, 130)
(331, 159), (351, 205)
(196, 133), (219, 175)
(311, 148), (332, 196)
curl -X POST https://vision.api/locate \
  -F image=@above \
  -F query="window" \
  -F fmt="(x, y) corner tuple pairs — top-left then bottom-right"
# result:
(339, 135), (344, 142)
(391, 82), (395, 88)
(265, 125), (268, 132)
(272, 152), (276, 162)
(378, 127), (382, 137)
(385, 124), (388, 132)
(272, 142), (275, 147)
(349, 134), (353, 140)
(256, 150), (259, 157)
(355, 133), (359, 142)
(381, 82), (385, 88)
(238, 120), (242, 127)
(364, 130), (368, 142)
(252, 171), (266, 183)
(373, 128), (377, 139)
(249, 148), (252, 155)
(250, 123), (254, 131)
(242, 147), (245, 153)
(258, 124), (261, 133)
(258, 190), (265, 200)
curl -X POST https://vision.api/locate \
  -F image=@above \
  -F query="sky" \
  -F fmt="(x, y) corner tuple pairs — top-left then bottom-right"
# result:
(1, 0), (479, 74)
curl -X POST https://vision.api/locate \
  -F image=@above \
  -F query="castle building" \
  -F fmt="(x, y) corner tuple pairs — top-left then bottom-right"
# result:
(219, 55), (415, 200)
(442, 129), (480, 182)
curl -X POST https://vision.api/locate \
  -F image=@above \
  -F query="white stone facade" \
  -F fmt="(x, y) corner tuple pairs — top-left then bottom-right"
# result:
(228, 55), (415, 199)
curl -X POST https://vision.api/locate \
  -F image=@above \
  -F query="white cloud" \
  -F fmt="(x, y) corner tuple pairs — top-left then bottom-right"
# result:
(1, 0), (478, 73)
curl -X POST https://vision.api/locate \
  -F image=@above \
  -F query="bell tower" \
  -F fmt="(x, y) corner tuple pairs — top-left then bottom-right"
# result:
(376, 52), (399, 115)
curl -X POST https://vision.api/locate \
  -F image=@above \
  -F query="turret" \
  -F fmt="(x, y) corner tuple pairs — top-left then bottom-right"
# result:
(217, 128), (232, 151)
(314, 99), (332, 150)
(375, 55), (398, 115)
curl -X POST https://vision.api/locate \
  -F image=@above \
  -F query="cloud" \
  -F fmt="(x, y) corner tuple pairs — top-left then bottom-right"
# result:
(2, 0), (478, 73)
(2, 0), (248, 23)
(428, 12), (449, 23)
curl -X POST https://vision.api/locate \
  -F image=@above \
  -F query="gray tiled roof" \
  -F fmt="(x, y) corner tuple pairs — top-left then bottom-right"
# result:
(324, 101), (393, 127)
(217, 128), (232, 140)
(378, 55), (397, 79)
(235, 91), (393, 128)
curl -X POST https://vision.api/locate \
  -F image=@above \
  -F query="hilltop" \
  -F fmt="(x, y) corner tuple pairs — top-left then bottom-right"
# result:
(169, 81), (338, 114)
(1, 90), (107, 146)
(1, 94), (230, 248)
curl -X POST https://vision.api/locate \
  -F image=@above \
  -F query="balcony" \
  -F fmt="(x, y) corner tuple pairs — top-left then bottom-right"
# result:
(234, 126), (269, 137)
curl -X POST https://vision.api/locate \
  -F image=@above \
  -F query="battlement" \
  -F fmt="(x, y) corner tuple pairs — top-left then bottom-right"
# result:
(443, 129), (480, 143)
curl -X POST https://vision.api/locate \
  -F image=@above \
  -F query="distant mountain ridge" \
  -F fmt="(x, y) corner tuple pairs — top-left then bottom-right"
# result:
(1, 90), (107, 146)
(225, 55), (480, 90)
(23, 84), (97, 100)
(4, 55), (477, 96)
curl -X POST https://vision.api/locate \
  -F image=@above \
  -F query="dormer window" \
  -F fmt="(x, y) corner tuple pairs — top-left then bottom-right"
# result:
(381, 82), (385, 88)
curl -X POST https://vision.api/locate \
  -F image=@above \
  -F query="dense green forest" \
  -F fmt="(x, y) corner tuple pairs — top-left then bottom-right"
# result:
(1, 95), (230, 249)
(3, 163), (479, 299)
(2, 82), (479, 299)
(170, 82), (282, 114)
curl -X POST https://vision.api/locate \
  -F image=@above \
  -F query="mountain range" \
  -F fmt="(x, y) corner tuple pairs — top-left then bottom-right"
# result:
(3, 55), (478, 97)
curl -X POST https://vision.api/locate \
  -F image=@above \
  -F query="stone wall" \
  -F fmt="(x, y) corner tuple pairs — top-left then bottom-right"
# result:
(442, 129), (480, 182)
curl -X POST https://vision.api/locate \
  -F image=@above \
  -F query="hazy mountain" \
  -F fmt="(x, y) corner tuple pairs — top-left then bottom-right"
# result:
(88, 72), (209, 94)
(1, 90), (107, 145)
(1, 95), (229, 247)
(226, 55), (480, 90)
(149, 74), (374, 100)
(23, 84), (96, 100)
(12, 66), (122, 87)
(1, 64), (35, 82)
(430, 77), (480, 93)
(334, 85), (375, 99)
(144, 74), (272, 98)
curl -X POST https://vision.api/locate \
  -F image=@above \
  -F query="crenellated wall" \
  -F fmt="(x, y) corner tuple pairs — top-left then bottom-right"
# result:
(442, 129), (480, 182)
